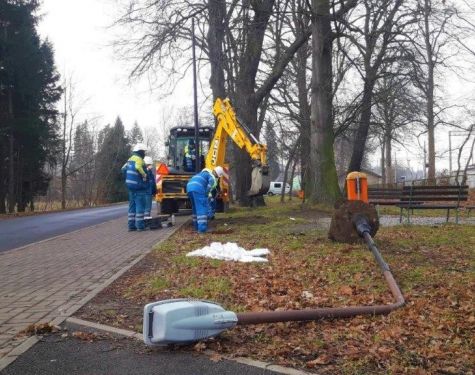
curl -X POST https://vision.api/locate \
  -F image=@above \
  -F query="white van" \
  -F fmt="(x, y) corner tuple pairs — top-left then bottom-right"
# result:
(267, 181), (291, 196)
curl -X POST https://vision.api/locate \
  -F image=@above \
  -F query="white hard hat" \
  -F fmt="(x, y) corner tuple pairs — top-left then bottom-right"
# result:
(132, 143), (149, 152)
(143, 156), (153, 165)
(214, 166), (224, 177)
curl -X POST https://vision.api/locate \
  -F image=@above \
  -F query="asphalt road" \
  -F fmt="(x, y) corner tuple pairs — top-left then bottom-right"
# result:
(0, 204), (129, 253)
(1, 329), (280, 375)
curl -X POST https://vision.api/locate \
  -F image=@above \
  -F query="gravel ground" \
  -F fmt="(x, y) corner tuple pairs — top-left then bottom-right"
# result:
(309, 214), (475, 231)
(379, 214), (475, 226)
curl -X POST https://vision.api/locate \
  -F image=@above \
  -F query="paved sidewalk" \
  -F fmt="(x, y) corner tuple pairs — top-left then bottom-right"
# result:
(0, 216), (187, 369)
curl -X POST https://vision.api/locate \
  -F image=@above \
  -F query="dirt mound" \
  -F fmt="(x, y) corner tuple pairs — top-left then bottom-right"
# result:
(328, 200), (379, 243)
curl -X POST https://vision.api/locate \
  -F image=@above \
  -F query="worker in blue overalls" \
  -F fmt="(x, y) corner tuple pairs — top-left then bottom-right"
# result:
(186, 166), (224, 233)
(122, 143), (149, 231)
(208, 186), (218, 220)
(183, 139), (197, 172)
(143, 156), (157, 219)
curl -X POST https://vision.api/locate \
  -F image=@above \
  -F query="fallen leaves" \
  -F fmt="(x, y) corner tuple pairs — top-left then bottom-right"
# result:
(306, 354), (332, 367)
(18, 322), (58, 336)
(339, 286), (353, 296)
(76, 203), (475, 374)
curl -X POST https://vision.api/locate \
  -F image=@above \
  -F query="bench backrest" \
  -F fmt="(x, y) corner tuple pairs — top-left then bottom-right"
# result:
(368, 188), (401, 201)
(400, 185), (469, 204)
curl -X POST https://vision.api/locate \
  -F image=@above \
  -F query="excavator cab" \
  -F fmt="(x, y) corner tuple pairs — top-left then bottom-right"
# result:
(166, 126), (213, 173)
(156, 126), (213, 214)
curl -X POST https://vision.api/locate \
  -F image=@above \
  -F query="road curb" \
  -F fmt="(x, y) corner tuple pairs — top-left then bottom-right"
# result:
(65, 317), (142, 340)
(63, 317), (311, 375)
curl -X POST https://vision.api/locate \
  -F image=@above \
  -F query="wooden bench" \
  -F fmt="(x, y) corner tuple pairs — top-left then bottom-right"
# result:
(368, 187), (402, 206)
(398, 185), (469, 224)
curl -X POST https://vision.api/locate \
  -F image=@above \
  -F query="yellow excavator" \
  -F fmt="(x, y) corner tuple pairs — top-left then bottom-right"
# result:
(155, 97), (270, 214)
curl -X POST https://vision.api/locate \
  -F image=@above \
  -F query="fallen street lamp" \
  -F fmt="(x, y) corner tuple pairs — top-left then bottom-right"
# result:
(143, 299), (238, 346)
(143, 185), (405, 346)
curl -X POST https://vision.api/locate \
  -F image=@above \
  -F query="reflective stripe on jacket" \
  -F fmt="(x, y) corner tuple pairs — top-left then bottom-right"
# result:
(186, 169), (216, 195)
(123, 154), (147, 191)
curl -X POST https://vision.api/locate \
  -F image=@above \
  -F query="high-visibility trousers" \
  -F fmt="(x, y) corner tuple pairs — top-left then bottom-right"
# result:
(187, 191), (209, 233)
(128, 190), (146, 230)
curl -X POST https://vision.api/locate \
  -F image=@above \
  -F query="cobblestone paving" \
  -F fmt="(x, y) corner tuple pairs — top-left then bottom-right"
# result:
(0, 217), (186, 363)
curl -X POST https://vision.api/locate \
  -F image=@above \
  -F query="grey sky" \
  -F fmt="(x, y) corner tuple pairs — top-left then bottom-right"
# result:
(37, 0), (474, 174)
(38, 0), (173, 130)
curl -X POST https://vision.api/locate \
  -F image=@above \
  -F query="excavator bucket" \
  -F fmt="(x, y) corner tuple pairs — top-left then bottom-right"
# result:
(248, 165), (270, 197)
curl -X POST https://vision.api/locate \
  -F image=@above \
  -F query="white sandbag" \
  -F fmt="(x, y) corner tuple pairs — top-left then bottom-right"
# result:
(186, 242), (270, 263)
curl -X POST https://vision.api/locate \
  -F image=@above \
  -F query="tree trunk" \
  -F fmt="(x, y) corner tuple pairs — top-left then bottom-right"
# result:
(280, 142), (298, 203)
(348, 78), (375, 172)
(7, 88), (15, 213)
(307, 0), (341, 204)
(61, 165), (67, 209)
(424, 0), (436, 181)
(426, 76), (435, 181)
(232, 94), (259, 206)
(380, 138), (386, 185)
(296, 42), (311, 191)
(385, 133), (393, 184)
(288, 158), (297, 201)
(0, 191), (5, 213)
(7, 132), (15, 213)
(0, 138), (6, 213)
(207, 0), (226, 100)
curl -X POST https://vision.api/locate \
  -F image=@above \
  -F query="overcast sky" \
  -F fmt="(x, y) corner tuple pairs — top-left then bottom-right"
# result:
(37, 0), (474, 174)
(37, 0), (178, 130)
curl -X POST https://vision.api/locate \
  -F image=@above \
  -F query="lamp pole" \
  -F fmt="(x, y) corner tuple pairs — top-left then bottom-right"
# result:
(192, 18), (200, 173)
(0, 19), (15, 213)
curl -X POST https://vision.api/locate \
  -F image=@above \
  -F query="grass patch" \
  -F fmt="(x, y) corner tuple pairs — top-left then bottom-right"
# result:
(80, 199), (475, 374)
(179, 276), (232, 300)
(149, 276), (170, 292)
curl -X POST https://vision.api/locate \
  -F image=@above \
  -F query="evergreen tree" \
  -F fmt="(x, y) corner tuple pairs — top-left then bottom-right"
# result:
(128, 121), (143, 144)
(95, 117), (130, 203)
(70, 121), (95, 205)
(0, 0), (61, 212)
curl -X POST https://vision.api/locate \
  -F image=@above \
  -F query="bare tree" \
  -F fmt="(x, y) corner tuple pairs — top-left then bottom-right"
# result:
(454, 124), (475, 185)
(114, 0), (312, 205)
(306, 0), (357, 204)
(142, 126), (162, 160)
(408, 0), (458, 180)
(372, 66), (422, 183)
(337, 0), (409, 173)
(60, 76), (79, 209)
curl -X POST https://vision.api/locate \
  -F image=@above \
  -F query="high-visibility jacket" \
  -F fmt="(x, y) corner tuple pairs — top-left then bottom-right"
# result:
(186, 169), (216, 195)
(184, 145), (196, 158)
(122, 153), (147, 191)
(146, 168), (157, 195)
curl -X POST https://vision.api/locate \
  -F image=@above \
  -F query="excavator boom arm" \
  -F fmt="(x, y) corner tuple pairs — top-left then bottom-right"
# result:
(206, 98), (270, 197)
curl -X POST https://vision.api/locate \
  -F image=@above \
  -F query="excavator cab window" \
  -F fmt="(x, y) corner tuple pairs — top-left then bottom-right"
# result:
(166, 127), (212, 172)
